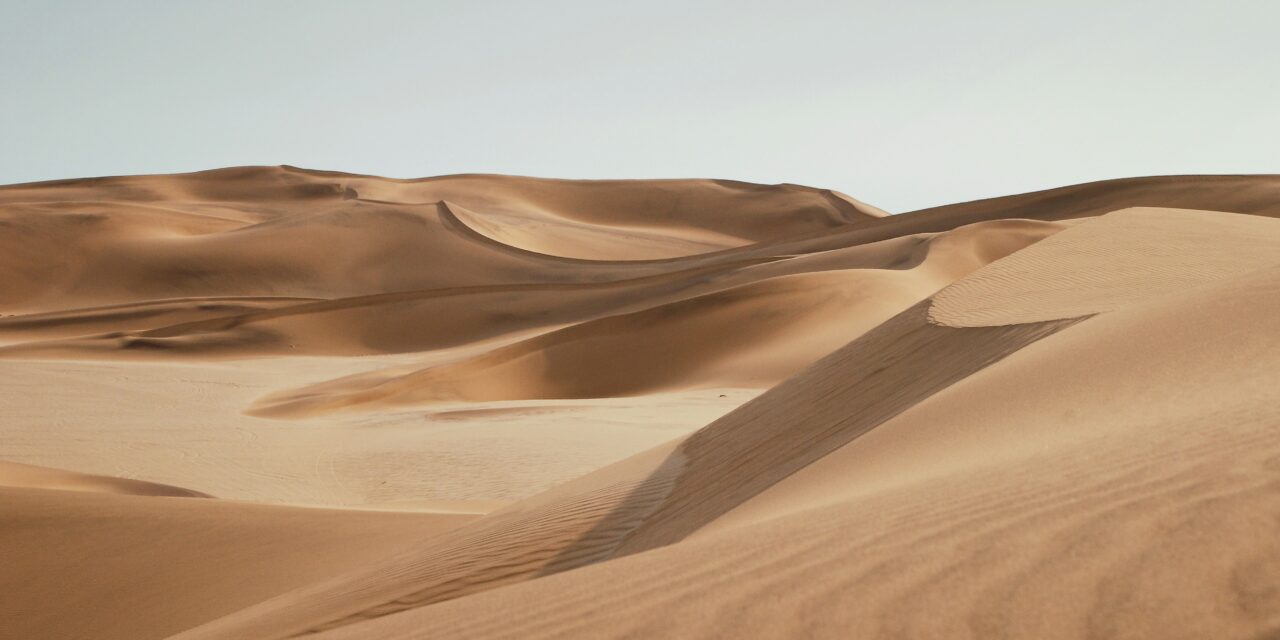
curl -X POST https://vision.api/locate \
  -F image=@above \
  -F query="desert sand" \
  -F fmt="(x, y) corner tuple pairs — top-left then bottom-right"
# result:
(2, 167), (1279, 639)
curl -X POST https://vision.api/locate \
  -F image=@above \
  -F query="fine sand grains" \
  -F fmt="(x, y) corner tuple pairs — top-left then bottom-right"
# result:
(2, 170), (1279, 639)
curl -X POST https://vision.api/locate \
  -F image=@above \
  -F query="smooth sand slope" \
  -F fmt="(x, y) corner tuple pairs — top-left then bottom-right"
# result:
(0, 167), (1069, 510)
(0, 483), (475, 640)
(177, 206), (1280, 640)
(246, 207), (1280, 640)
(0, 460), (212, 497)
(1, 169), (1278, 639)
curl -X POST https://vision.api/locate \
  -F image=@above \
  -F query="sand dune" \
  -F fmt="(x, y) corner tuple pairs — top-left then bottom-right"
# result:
(3, 169), (1279, 639)
(326, 235), (1280, 640)
(0, 166), (882, 314)
(168, 304), (1083, 639)
(930, 206), (1280, 325)
(0, 460), (212, 497)
(248, 219), (1065, 415)
(0, 486), (475, 640)
(193, 206), (1280, 640)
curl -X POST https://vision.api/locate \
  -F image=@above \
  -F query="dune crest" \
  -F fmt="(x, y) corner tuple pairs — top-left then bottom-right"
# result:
(0, 461), (211, 498)
(930, 207), (1280, 326)
(245, 218), (1066, 416)
(3, 170), (1279, 640)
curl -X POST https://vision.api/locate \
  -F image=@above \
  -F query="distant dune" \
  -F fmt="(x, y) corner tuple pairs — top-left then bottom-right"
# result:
(2, 168), (1278, 639)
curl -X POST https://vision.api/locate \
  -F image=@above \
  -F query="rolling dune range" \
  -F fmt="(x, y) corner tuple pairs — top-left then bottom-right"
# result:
(2, 167), (1279, 639)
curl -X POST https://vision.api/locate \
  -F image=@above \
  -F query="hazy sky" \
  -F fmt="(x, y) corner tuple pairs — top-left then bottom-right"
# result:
(2, 1), (1276, 211)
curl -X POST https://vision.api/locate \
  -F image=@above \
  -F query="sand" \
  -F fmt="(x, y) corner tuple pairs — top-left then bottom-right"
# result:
(0, 485), (475, 640)
(2, 168), (1278, 639)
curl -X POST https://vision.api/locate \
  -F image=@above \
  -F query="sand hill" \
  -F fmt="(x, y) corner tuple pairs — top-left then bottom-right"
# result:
(2, 168), (1278, 639)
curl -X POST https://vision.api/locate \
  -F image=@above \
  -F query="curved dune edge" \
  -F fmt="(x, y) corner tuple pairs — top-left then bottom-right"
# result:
(928, 207), (1280, 327)
(0, 168), (881, 298)
(172, 203), (1280, 640)
(169, 302), (1085, 640)
(441, 199), (741, 260)
(0, 217), (1062, 361)
(0, 460), (212, 498)
(248, 219), (1066, 417)
(5, 172), (1278, 359)
(306, 260), (1280, 640)
(3, 171), (1280, 639)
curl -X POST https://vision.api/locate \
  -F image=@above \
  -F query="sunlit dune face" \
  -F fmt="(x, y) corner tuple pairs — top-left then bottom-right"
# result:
(3, 171), (1280, 640)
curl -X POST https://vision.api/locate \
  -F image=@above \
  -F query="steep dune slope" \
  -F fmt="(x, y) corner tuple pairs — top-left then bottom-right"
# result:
(710, 206), (1280, 531)
(0, 219), (1061, 363)
(5, 169), (1280, 640)
(0, 167), (887, 358)
(4, 171), (1274, 337)
(0, 168), (916, 515)
(325, 335), (1280, 640)
(248, 219), (1063, 415)
(296, 209), (1280, 640)
(172, 303), (1083, 640)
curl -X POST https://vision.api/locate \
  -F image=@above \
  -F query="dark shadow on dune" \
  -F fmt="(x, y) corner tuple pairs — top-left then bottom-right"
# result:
(543, 301), (1090, 570)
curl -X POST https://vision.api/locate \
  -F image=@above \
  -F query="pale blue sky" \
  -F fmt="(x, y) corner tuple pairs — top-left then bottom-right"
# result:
(1, 1), (1276, 211)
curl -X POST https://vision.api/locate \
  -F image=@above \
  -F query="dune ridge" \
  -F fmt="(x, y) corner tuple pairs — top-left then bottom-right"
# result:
(304, 208), (1280, 640)
(322, 254), (1280, 640)
(3, 169), (1279, 640)
(170, 302), (1085, 640)
(0, 461), (212, 498)
(930, 207), (1280, 326)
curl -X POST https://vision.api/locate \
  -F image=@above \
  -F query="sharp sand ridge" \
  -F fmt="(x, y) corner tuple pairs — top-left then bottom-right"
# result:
(2, 168), (1279, 639)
